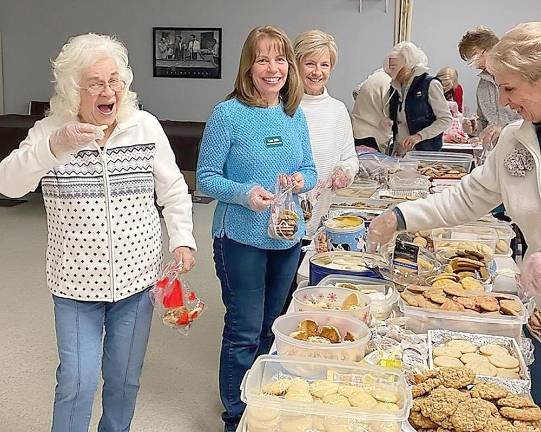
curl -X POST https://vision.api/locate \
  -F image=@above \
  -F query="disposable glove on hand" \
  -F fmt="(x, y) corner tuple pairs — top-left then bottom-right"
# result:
(172, 246), (195, 273)
(519, 251), (541, 296)
(49, 122), (105, 158)
(367, 209), (398, 253)
(479, 124), (502, 149)
(247, 186), (274, 212)
(330, 168), (352, 190)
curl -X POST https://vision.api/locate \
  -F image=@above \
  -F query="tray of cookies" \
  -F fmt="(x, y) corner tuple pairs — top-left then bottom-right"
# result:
(427, 330), (530, 393)
(398, 290), (527, 340)
(407, 367), (541, 432)
(241, 355), (412, 432)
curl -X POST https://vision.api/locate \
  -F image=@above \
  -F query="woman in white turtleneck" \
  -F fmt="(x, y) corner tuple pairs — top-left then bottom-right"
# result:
(293, 30), (359, 234)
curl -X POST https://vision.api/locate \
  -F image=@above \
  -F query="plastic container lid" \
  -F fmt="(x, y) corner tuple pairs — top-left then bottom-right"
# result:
(292, 286), (372, 323)
(241, 354), (412, 421)
(388, 172), (431, 191)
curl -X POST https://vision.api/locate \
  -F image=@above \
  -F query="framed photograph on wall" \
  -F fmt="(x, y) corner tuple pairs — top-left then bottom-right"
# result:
(153, 27), (222, 79)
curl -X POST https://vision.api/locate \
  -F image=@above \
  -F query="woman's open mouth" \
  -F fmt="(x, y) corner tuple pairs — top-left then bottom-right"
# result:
(97, 103), (115, 115)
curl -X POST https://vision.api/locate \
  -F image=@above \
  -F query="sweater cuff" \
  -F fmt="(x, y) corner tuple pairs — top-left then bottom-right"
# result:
(393, 207), (407, 230)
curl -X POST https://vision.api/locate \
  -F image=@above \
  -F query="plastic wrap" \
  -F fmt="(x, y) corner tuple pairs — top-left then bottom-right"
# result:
(268, 175), (301, 240)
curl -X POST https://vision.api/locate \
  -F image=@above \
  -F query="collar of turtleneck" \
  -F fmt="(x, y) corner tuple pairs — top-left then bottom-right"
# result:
(302, 87), (330, 104)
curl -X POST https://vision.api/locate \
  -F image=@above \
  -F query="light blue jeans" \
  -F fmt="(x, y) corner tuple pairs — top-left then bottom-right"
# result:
(51, 288), (153, 432)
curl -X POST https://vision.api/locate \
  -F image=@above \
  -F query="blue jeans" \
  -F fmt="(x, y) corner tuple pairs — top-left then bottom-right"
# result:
(213, 236), (301, 432)
(51, 288), (154, 432)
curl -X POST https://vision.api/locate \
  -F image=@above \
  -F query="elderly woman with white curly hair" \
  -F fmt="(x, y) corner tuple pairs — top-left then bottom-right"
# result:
(384, 41), (451, 153)
(0, 33), (196, 431)
(367, 22), (541, 402)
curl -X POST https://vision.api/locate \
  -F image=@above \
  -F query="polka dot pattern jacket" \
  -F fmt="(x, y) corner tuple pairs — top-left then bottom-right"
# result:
(0, 111), (196, 302)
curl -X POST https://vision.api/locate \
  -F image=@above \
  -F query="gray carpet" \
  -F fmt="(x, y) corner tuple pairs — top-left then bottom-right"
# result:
(0, 193), (225, 431)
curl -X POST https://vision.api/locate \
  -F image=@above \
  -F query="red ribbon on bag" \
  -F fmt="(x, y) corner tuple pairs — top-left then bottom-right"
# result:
(157, 277), (185, 308)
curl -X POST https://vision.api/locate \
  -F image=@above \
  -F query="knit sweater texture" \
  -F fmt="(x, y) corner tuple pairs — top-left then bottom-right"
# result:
(197, 98), (317, 249)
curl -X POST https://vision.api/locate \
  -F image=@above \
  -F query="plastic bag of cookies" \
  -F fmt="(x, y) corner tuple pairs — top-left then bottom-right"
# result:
(149, 262), (206, 335)
(268, 174), (301, 241)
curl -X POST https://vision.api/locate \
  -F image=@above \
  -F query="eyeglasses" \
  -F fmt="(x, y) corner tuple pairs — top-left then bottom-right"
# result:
(82, 78), (126, 96)
(467, 49), (486, 67)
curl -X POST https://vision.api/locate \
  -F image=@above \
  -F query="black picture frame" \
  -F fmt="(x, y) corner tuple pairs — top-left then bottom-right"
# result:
(153, 27), (222, 79)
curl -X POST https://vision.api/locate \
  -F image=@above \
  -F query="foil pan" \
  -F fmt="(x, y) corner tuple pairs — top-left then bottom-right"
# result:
(428, 329), (530, 394)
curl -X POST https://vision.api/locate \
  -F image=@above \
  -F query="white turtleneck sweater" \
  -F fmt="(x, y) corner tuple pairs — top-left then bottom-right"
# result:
(300, 88), (359, 236)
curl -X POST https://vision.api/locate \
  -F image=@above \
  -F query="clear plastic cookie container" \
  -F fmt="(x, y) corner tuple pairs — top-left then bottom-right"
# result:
(241, 355), (412, 432)
(272, 311), (371, 365)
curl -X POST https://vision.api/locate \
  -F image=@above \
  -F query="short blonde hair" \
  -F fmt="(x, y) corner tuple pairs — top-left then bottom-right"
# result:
(436, 67), (459, 94)
(294, 30), (338, 69)
(487, 22), (541, 83)
(49, 33), (138, 122)
(387, 41), (428, 69)
(458, 26), (499, 61)
(227, 25), (303, 116)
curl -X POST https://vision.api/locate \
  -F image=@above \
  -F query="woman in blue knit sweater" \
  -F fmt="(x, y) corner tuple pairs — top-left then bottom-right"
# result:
(196, 25), (317, 432)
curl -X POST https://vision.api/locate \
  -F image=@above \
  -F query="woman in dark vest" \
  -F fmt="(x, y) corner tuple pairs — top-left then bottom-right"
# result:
(384, 41), (451, 153)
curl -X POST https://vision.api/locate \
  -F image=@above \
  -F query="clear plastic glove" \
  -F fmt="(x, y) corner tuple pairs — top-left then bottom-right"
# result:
(479, 124), (502, 149)
(330, 168), (351, 190)
(518, 252), (541, 296)
(49, 122), (105, 158)
(247, 185), (274, 212)
(172, 246), (195, 273)
(279, 173), (304, 193)
(366, 209), (398, 253)
(402, 133), (422, 152)
(462, 117), (477, 135)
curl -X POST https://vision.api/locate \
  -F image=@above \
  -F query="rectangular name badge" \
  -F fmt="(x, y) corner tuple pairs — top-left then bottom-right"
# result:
(264, 136), (283, 147)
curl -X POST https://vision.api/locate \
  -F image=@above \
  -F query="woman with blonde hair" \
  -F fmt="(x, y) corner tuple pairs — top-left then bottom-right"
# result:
(0, 33), (196, 431)
(197, 25), (316, 431)
(367, 22), (541, 402)
(436, 66), (463, 112)
(293, 30), (358, 227)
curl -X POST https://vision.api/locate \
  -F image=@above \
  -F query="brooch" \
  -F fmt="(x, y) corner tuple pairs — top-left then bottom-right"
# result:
(504, 146), (535, 177)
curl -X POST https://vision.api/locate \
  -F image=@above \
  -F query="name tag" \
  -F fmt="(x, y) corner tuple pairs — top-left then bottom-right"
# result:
(264, 136), (283, 147)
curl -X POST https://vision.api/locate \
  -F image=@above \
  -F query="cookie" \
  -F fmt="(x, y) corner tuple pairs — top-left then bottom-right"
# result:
(309, 380), (339, 398)
(465, 361), (498, 377)
(263, 378), (292, 395)
(476, 296), (500, 312)
(401, 291), (421, 307)
(440, 299), (465, 312)
(298, 319), (319, 336)
(501, 407), (541, 422)
(461, 276), (484, 291)
(489, 355), (520, 369)
(322, 393), (351, 407)
(443, 283), (467, 297)
(419, 386), (470, 424)
(348, 390), (378, 408)
(378, 402), (400, 411)
(434, 346), (463, 358)
(514, 420), (541, 432)
(498, 395), (537, 409)
(480, 344), (510, 357)
(288, 378), (310, 394)
(434, 356), (464, 368)
(319, 325), (341, 343)
(447, 340), (477, 354)
(500, 299), (523, 316)
(497, 369), (521, 379)
(410, 411), (438, 429)
(337, 384), (360, 398)
(461, 353), (487, 364)
(424, 288), (448, 304)
(470, 382), (509, 400)
(372, 387), (399, 403)
(284, 390), (314, 402)
(450, 398), (494, 431)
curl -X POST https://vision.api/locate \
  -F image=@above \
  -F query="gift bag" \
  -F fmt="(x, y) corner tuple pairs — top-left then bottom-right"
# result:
(149, 262), (206, 335)
(268, 175), (301, 240)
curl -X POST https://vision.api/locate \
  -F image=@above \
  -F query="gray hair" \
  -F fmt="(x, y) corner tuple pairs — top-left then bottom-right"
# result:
(487, 22), (541, 83)
(387, 41), (428, 69)
(49, 33), (138, 122)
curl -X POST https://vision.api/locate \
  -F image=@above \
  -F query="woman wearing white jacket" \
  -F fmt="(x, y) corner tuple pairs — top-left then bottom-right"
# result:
(367, 22), (541, 403)
(294, 30), (359, 234)
(0, 33), (196, 431)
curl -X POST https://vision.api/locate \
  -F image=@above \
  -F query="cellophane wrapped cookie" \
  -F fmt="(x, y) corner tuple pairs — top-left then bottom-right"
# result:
(149, 262), (206, 335)
(268, 175), (301, 240)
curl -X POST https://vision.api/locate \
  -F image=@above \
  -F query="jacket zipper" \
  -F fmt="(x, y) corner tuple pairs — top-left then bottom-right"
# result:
(101, 149), (116, 301)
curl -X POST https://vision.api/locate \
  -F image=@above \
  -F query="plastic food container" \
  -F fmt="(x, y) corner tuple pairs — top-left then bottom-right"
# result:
(241, 355), (412, 432)
(336, 179), (380, 198)
(399, 293), (528, 341)
(432, 226), (498, 256)
(324, 215), (367, 252)
(388, 172), (431, 191)
(309, 251), (388, 285)
(272, 311), (371, 363)
(318, 275), (399, 321)
(462, 222), (516, 256)
(404, 151), (474, 173)
(292, 286), (372, 324)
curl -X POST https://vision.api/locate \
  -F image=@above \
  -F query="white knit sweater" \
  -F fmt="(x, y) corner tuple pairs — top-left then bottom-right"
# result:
(300, 89), (359, 235)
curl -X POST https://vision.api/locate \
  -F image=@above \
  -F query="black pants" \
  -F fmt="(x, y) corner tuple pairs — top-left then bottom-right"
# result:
(354, 137), (379, 151)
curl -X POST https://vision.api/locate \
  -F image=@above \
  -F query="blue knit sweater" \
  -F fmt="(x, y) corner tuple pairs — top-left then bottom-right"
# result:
(197, 98), (317, 249)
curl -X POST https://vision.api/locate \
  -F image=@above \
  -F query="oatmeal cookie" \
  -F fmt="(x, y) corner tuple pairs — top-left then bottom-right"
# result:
(470, 382), (508, 400)
(410, 411), (438, 429)
(514, 420), (541, 432)
(485, 416), (517, 432)
(450, 399), (495, 431)
(436, 367), (476, 388)
(412, 378), (442, 397)
(419, 386), (470, 424)
(498, 396), (537, 409)
(501, 408), (541, 422)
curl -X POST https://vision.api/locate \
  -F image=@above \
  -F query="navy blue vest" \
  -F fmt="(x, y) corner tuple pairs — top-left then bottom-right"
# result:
(389, 73), (443, 151)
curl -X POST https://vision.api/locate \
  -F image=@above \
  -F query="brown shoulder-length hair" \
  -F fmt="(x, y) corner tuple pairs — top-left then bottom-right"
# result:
(227, 25), (303, 116)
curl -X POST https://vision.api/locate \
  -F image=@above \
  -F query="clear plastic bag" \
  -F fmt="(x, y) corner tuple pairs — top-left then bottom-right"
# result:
(268, 175), (301, 240)
(149, 262), (206, 335)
